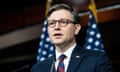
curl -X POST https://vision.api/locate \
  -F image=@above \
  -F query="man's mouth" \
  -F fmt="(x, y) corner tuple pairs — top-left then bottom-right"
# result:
(53, 33), (63, 38)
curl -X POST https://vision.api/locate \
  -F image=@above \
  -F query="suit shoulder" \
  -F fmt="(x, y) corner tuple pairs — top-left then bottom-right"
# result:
(81, 48), (107, 57)
(31, 58), (52, 72)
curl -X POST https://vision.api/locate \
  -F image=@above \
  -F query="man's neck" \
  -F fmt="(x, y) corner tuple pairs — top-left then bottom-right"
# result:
(55, 40), (76, 53)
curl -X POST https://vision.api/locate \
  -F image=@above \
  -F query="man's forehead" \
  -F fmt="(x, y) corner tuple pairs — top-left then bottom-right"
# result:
(48, 9), (73, 20)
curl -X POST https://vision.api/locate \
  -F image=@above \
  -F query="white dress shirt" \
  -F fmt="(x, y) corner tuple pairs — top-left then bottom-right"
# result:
(55, 43), (76, 72)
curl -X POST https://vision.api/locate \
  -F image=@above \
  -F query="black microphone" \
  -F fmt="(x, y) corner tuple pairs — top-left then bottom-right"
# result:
(50, 56), (56, 72)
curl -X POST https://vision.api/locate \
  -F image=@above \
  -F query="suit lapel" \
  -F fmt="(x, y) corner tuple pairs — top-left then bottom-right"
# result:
(67, 45), (85, 72)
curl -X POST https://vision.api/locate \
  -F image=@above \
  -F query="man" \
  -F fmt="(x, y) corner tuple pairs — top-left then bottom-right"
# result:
(31, 3), (113, 72)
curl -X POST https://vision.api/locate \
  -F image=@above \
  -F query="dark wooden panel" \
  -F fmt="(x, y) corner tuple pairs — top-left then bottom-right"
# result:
(24, 4), (46, 25)
(0, 10), (25, 34)
(0, 4), (45, 34)
(52, 0), (120, 12)
(0, 0), (120, 34)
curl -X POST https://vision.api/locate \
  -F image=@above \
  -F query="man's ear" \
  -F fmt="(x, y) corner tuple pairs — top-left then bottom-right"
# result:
(74, 24), (81, 35)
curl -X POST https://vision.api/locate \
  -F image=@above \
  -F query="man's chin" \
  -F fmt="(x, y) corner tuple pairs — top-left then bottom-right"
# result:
(53, 42), (63, 45)
(53, 42), (62, 45)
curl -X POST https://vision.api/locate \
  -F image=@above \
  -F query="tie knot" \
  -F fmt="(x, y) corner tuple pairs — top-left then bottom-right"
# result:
(59, 54), (66, 61)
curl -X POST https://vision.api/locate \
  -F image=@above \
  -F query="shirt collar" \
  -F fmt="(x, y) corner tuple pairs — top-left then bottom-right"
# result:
(55, 43), (76, 60)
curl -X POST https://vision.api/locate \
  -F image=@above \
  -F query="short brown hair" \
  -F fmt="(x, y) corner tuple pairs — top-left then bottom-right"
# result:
(47, 3), (80, 24)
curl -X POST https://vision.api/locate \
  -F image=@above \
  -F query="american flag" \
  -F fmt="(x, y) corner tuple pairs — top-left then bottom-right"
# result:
(84, 0), (104, 51)
(36, 0), (54, 63)
(37, 20), (55, 62)
(84, 12), (104, 51)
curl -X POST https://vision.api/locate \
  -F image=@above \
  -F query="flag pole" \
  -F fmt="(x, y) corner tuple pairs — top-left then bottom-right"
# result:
(88, 0), (98, 23)
(45, 0), (52, 16)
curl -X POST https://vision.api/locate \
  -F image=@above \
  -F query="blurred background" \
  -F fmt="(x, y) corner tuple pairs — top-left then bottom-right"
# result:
(0, 0), (120, 72)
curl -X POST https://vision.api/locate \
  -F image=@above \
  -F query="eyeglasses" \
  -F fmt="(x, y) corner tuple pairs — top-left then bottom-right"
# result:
(48, 19), (75, 28)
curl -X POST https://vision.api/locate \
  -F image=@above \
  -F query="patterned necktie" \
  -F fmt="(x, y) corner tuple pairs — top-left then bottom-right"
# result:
(57, 54), (66, 72)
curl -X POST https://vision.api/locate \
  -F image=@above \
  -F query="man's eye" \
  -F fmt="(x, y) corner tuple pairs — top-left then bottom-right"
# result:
(49, 22), (55, 25)
(49, 22), (54, 25)
(61, 20), (68, 24)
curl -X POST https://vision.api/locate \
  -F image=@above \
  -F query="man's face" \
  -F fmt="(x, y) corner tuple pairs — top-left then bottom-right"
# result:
(47, 9), (80, 46)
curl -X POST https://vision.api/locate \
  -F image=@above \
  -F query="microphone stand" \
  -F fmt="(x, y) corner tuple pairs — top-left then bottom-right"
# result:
(11, 64), (30, 72)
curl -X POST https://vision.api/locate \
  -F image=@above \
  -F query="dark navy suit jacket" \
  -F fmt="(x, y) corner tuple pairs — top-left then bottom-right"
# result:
(31, 45), (113, 72)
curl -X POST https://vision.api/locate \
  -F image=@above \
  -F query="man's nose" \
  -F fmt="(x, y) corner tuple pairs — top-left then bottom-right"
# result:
(54, 22), (61, 30)
(55, 22), (60, 28)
